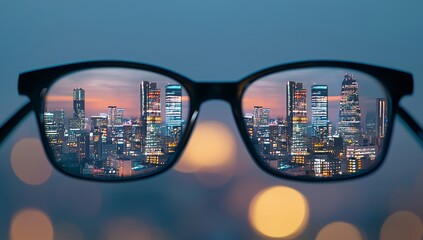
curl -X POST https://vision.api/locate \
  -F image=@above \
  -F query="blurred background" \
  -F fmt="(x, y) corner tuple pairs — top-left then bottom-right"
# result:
(1, 0), (423, 239)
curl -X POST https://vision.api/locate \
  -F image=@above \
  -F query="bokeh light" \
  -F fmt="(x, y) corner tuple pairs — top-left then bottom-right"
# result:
(248, 186), (309, 239)
(380, 211), (423, 240)
(11, 138), (52, 185)
(316, 222), (362, 240)
(54, 222), (84, 240)
(175, 121), (236, 173)
(100, 217), (169, 240)
(10, 208), (54, 240)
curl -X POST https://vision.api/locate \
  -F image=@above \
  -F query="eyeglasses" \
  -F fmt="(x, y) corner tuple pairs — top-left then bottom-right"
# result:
(1, 60), (422, 182)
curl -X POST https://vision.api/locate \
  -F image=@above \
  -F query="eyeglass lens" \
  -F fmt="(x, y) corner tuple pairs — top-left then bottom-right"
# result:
(44, 68), (190, 180)
(241, 67), (389, 179)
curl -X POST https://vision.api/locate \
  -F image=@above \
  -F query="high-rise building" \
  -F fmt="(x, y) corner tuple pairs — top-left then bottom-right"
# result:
(286, 81), (304, 157)
(145, 82), (164, 164)
(77, 133), (90, 163)
(365, 111), (376, 145)
(244, 113), (254, 140)
(52, 109), (65, 139)
(256, 125), (271, 156)
(107, 106), (117, 127)
(338, 74), (361, 146)
(91, 115), (108, 159)
(72, 88), (85, 130)
(262, 108), (270, 125)
(376, 98), (387, 147)
(115, 108), (124, 125)
(286, 82), (302, 124)
(311, 85), (328, 141)
(140, 81), (150, 152)
(291, 84), (308, 164)
(253, 106), (263, 127)
(165, 84), (182, 154)
(44, 111), (61, 160)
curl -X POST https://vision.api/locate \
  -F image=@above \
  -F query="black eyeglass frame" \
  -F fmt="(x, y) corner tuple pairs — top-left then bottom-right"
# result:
(1, 60), (422, 182)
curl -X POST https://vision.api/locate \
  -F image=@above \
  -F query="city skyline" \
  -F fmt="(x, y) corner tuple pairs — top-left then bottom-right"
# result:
(242, 68), (386, 128)
(43, 68), (188, 178)
(43, 67), (390, 178)
(242, 69), (388, 177)
(46, 68), (190, 118)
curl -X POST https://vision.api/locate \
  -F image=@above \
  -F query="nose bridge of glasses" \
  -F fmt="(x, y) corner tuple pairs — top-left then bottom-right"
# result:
(192, 82), (239, 103)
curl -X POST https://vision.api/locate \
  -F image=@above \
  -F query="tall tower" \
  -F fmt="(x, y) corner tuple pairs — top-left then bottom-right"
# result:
(262, 108), (271, 125)
(115, 108), (124, 125)
(311, 85), (328, 141)
(253, 106), (263, 127)
(338, 73), (361, 146)
(72, 88), (85, 130)
(376, 98), (387, 147)
(140, 81), (150, 152)
(365, 111), (376, 145)
(145, 82), (163, 164)
(286, 81), (306, 162)
(107, 105), (117, 127)
(165, 84), (182, 154)
(291, 84), (308, 164)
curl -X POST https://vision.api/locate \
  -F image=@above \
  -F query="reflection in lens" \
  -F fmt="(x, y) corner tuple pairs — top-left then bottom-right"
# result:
(44, 68), (189, 180)
(242, 68), (389, 179)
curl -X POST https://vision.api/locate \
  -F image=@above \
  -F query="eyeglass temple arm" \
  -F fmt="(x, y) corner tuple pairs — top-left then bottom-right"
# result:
(397, 105), (423, 145)
(0, 102), (33, 145)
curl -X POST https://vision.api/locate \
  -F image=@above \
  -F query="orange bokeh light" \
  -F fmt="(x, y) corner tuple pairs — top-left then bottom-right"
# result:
(248, 186), (309, 239)
(175, 121), (236, 173)
(11, 138), (52, 185)
(316, 222), (362, 240)
(380, 211), (423, 240)
(10, 208), (54, 240)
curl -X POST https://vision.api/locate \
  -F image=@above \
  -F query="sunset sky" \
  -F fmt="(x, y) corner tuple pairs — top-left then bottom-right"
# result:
(241, 67), (387, 126)
(45, 67), (388, 126)
(45, 68), (190, 120)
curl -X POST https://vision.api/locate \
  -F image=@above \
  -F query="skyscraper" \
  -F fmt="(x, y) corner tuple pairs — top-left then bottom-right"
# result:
(311, 85), (329, 141)
(72, 88), (85, 130)
(90, 115), (108, 159)
(262, 108), (270, 125)
(365, 111), (376, 145)
(376, 98), (387, 147)
(286, 81), (304, 156)
(244, 113), (254, 140)
(107, 105), (117, 127)
(253, 106), (263, 127)
(338, 73), (361, 146)
(140, 81), (150, 152)
(291, 84), (308, 164)
(44, 111), (61, 160)
(165, 84), (182, 154)
(145, 82), (164, 164)
(115, 108), (124, 125)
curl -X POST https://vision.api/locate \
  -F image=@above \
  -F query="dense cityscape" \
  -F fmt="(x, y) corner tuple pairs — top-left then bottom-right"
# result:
(44, 82), (183, 178)
(244, 73), (388, 177)
(44, 72), (388, 179)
